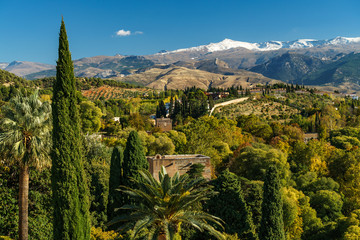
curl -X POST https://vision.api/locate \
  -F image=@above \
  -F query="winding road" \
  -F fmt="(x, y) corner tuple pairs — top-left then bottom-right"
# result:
(209, 97), (249, 116)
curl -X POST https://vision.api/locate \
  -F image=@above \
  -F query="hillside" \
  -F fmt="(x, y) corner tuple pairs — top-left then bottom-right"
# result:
(116, 65), (281, 90)
(214, 96), (300, 120)
(172, 58), (247, 75)
(81, 85), (151, 100)
(250, 52), (326, 83)
(0, 69), (30, 86)
(302, 52), (360, 85)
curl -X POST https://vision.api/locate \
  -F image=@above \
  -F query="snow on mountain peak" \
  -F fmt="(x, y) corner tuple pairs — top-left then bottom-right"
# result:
(159, 36), (360, 55)
(329, 36), (360, 45)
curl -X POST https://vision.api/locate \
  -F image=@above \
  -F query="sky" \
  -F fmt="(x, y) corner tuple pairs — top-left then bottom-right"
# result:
(1, 0), (360, 64)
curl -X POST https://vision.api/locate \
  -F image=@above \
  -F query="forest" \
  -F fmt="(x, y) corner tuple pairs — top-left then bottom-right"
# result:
(3, 21), (360, 240)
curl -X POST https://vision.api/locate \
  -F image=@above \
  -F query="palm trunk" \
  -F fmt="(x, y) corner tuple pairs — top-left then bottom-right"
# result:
(19, 164), (29, 240)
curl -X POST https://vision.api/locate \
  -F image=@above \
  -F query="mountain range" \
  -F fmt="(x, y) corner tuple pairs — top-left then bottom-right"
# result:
(158, 37), (360, 54)
(3, 36), (360, 92)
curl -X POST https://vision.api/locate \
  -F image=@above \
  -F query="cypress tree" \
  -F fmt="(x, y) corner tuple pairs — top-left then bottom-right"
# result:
(156, 105), (161, 118)
(206, 169), (258, 240)
(107, 146), (124, 227)
(122, 131), (149, 189)
(51, 18), (90, 240)
(259, 166), (285, 240)
(186, 163), (205, 179)
(159, 100), (167, 117)
(169, 96), (174, 117)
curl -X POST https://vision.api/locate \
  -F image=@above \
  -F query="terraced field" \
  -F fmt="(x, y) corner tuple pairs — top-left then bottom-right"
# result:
(82, 85), (152, 100)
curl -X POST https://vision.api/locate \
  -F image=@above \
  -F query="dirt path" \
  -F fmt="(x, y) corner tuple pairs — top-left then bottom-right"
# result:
(209, 97), (249, 116)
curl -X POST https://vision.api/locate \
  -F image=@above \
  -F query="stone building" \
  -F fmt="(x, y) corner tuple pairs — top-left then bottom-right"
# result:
(147, 154), (211, 180)
(155, 117), (172, 132)
(304, 133), (319, 143)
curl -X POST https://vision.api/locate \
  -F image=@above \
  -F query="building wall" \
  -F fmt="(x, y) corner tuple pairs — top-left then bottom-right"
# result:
(155, 118), (172, 132)
(304, 133), (319, 143)
(147, 154), (212, 180)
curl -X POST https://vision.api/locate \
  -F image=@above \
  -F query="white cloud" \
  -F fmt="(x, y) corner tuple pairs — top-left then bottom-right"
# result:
(116, 29), (131, 36)
(115, 29), (143, 37)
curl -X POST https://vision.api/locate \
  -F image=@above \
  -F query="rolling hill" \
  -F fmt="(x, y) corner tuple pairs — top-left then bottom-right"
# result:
(116, 65), (281, 90)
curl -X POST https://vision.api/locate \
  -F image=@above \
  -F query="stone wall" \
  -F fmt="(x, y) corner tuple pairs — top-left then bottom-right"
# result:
(147, 154), (211, 180)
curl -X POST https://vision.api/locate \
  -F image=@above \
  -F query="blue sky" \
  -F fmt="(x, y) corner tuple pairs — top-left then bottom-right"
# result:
(1, 0), (360, 64)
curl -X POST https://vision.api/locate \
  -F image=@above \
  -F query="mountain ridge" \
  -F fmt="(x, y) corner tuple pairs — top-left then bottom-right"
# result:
(157, 36), (360, 54)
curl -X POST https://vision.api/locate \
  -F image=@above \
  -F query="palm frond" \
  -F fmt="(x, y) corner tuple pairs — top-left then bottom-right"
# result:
(109, 167), (225, 240)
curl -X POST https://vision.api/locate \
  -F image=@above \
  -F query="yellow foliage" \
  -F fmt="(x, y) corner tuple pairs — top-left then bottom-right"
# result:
(40, 94), (51, 102)
(90, 227), (118, 240)
(309, 155), (328, 175)
(224, 233), (240, 240)
(282, 187), (303, 240)
(102, 137), (124, 148)
(344, 225), (360, 240)
(0, 236), (13, 240)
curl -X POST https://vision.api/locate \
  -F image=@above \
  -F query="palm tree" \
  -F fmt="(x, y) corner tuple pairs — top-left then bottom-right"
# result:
(0, 91), (51, 240)
(108, 166), (225, 240)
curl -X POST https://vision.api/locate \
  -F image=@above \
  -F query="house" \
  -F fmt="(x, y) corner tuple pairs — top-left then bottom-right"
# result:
(147, 154), (212, 180)
(304, 133), (319, 143)
(155, 117), (172, 132)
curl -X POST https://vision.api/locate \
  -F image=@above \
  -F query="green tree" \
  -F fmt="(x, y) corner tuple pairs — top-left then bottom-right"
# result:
(51, 19), (90, 240)
(186, 163), (205, 179)
(206, 170), (258, 240)
(107, 146), (124, 224)
(259, 166), (285, 240)
(148, 134), (175, 156)
(108, 167), (225, 240)
(159, 100), (167, 118)
(122, 130), (149, 195)
(0, 91), (51, 240)
(80, 101), (103, 134)
(230, 143), (290, 183)
(310, 190), (343, 222)
(83, 136), (112, 227)
(165, 130), (187, 154)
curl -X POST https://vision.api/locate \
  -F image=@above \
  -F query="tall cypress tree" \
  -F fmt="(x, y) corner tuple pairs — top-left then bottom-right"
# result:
(169, 96), (174, 117)
(51, 18), (90, 240)
(259, 166), (285, 240)
(122, 131), (149, 190)
(206, 169), (258, 240)
(107, 146), (124, 223)
(159, 100), (167, 118)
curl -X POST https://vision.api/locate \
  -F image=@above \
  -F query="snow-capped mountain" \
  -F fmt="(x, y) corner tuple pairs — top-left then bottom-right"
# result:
(159, 37), (360, 54)
(0, 62), (9, 70)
